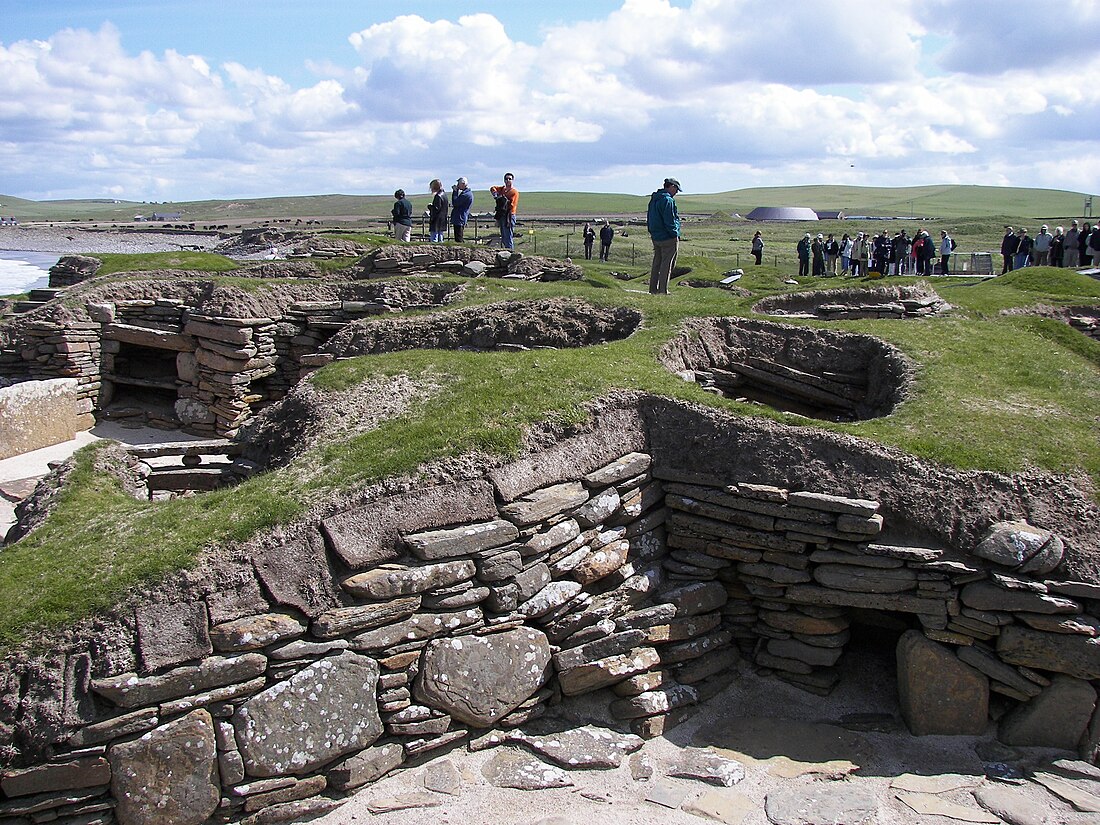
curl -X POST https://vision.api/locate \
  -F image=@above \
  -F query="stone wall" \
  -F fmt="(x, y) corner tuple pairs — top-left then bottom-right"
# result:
(0, 378), (90, 460)
(0, 399), (1097, 825)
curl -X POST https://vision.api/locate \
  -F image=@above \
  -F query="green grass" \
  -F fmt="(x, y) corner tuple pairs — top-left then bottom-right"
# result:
(95, 251), (241, 276)
(0, 196), (1098, 646)
(4, 183), (1093, 223)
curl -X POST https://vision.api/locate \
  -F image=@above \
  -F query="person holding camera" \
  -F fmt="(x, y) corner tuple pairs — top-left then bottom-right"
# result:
(450, 177), (473, 243)
(490, 172), (519, 249)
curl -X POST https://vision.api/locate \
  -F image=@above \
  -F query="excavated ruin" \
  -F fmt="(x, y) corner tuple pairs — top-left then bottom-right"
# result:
(0, 392), (1097, 825)
(660, 317), (913, 421)
(753, 285), (949, 321)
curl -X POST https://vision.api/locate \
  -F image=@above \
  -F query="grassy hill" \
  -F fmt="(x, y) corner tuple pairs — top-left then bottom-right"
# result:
(2, 185), (1092, 223)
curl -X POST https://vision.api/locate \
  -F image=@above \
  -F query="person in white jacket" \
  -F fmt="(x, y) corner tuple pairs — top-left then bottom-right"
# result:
(940, 230), (954, 275)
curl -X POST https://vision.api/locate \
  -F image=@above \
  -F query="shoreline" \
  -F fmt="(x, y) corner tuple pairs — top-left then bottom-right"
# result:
(0, 225), (221, 256)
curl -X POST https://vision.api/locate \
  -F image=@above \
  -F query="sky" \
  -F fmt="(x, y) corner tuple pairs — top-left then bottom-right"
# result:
(1, 0), (1098, 202)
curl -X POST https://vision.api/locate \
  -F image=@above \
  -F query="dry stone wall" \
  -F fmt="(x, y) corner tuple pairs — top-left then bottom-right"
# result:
(0, 398), (1098, 825)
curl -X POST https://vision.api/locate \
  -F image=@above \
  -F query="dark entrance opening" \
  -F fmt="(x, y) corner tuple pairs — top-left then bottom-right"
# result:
(102, 342), (181, 429)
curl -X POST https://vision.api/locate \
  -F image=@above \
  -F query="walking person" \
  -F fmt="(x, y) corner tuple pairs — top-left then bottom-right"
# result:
(490, 172), (519, 249)
(450, 177), (473, 243)
(751, 230), (764, 265)
(582, 222), (596, 259)
(646, 177), (682, 295)
(427, 179), (449, 242)
(599, 220), (614, 261)
(391, 189), (413, 242)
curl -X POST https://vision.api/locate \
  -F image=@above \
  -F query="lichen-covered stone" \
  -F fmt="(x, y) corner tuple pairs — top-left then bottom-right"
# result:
(481, 749), (572, 789)
(403, 520), (520, 560)
(233, 652), (382, 777)
(973, 520), (1065, 575)
(506, 725), (643, 769)
(209, 613), (306, 652)
(415, 627), (551, 727)
(92, 653), (267, 708)
(342, 560), (475, 599)
(108, 709), (219, 825)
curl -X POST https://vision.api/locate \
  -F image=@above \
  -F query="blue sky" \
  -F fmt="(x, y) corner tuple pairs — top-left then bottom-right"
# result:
(1, 0), (1098, 201)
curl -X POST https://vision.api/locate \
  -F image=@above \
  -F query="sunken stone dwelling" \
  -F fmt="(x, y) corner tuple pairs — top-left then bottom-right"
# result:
(0, 246), (1098, 825)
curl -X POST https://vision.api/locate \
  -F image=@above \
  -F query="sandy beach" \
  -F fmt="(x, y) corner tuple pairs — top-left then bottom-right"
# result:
(0, 224), (221, 256)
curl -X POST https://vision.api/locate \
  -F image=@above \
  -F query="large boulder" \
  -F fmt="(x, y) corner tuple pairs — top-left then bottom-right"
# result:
(233, 651), (382, 776)
(108, 709), (219, 825)
(897, 631), (988, 736)
(998, 675), (1097, 749)
(415, 626), (551, 727)
(973, 520), (1064, 575)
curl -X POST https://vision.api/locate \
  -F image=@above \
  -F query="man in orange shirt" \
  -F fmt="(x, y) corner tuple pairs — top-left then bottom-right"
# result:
(490, 172), (519, 249)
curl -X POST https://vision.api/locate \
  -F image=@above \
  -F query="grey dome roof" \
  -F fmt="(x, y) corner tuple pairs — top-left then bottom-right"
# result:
(746, 206), (819, 221)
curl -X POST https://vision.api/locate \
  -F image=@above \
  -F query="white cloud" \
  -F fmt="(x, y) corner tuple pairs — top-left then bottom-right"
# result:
(0, 3), (1097, 200)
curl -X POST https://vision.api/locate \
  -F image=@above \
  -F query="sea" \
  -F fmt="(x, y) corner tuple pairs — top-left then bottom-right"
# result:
(0, 251), (56, 296)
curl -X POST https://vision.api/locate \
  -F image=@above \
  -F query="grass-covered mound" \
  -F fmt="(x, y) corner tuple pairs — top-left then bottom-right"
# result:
(0, 247), (1097, 645)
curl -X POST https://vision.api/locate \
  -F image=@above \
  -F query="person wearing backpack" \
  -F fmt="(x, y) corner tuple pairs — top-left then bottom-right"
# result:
(490, 172), (519, 249)
(391, 189), (413, 242)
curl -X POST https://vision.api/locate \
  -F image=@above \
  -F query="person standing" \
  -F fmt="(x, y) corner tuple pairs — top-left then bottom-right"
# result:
(1014, 228), (1033, 269)
(646, 177), (682, 295)
(450, 177), (473, 243)
(811, 233), (826, 277)
(1051, 226), (1065, 267)
(582, 222), (596, 259)
(919, 230), (936, 275)
(599, 220), (614, 261)
(1064, 220), (1080, 268)
(490, 172), (519, 249)
(826, 233), (839, 274)
(1079, 223), (1093, 267)
(427, 179), (449, 242)
(1088, 223), (1100, 267)
(751, 230), (764, 265)
(1033, 225), (1053, 266)
(940, 230), (954, 275)
(1000, 226), (1018, 274)
(840, 233), (853, 275)
(391, 189), (413, 242)
(796, 233), (811, 278)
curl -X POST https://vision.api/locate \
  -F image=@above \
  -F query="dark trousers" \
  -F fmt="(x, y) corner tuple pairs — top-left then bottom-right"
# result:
(599, 243), (611, 261)
(453, 224), (465, 243)
(798, 256), (809, 277)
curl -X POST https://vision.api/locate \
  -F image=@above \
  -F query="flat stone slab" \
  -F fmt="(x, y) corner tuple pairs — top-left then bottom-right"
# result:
(481, 749), (573, 790)
(895, 791), (1000, 823)
(764, 784), (878, 825)
(996, 625), (1100, 680)
(507, 725), (643, 769)
(683, 788), (755, 824)
(363, 791), (443, 813)
(668, 747), (745, 787)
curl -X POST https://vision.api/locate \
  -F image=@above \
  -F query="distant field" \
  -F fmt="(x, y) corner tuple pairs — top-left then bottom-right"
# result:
(2, 184), (1092, 224)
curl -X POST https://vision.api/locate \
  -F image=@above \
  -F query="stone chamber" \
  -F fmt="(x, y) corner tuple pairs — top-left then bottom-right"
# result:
(0, 392), (1097, 825)
(1, 254), (1099, 824)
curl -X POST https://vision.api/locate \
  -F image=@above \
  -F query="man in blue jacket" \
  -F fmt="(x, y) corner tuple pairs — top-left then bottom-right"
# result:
(450, 177), (474, 243)
(647, 177), (682, 294)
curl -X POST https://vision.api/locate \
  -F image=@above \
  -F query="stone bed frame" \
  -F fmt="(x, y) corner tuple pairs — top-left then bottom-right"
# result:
(0, 397), (1097, 825)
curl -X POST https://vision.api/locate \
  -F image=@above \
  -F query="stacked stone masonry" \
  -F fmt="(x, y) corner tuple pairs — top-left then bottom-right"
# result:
(1, 432), (1097, 825)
